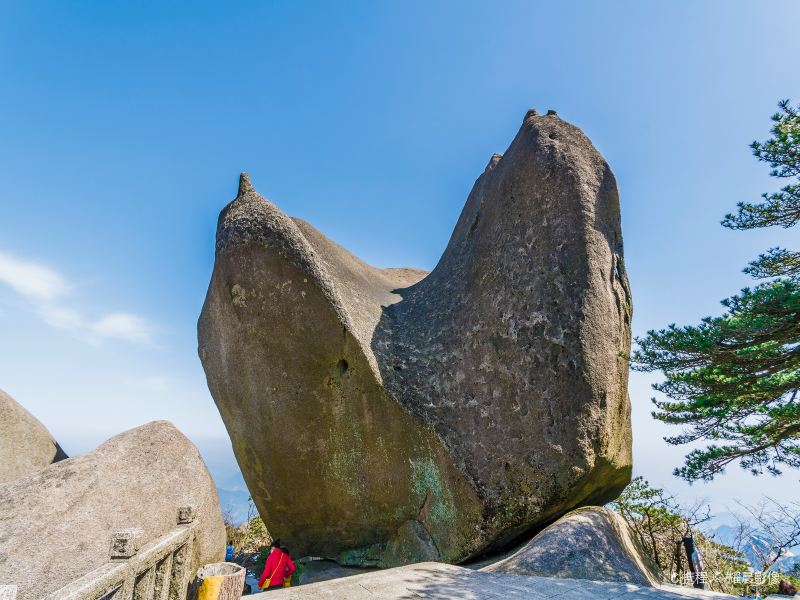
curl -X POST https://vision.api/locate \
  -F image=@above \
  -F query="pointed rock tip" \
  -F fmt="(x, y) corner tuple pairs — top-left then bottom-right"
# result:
(525, 108), (539, 120)
(238, 172), (254, 196)
(486, 153), (503, 171)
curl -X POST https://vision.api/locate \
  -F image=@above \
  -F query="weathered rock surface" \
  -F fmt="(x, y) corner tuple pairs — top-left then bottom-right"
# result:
(256, 562), (732, 600)
(0, 421), (225, 600)
(0, 388), (67, 484)
(198, 110), (633, 565)
(483, 506), (663, 586)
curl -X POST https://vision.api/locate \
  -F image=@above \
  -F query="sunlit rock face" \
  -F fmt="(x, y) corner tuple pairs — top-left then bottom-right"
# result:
(483, 507), (663, 586)
(0, 421), (225, 600)
(198, 110), (633, 566)
(0, 389), (67, 484)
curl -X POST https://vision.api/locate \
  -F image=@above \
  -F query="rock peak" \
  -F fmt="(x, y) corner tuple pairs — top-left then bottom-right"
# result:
(200, 112), (633, 565)
(238, 172), (254, 196)
(486, 153), (503, 172)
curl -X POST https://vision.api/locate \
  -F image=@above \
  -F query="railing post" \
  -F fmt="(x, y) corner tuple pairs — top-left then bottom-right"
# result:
(168, 543), (190, 600)
(132, 565), (155, 600)
(177, 506), (196, 525)
(110, 529), (144, 560)
(153, 552), (173, 600)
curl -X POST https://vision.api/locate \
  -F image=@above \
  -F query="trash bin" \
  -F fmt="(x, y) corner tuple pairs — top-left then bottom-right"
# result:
(197, 562), (247, 600)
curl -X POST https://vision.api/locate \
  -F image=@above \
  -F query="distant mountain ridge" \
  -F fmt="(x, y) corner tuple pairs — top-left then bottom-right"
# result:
(710, 523), (800, 572)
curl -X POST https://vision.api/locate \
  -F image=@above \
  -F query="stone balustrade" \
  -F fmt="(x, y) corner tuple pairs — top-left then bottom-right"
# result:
(43, 508), (199, 600)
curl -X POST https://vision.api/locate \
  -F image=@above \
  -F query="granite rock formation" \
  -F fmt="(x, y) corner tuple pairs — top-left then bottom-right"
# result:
(483, 506), (663, 585)
(198, 110), (633, 565)
(0, 421), (225, 599)
(0, 388), (67, 484)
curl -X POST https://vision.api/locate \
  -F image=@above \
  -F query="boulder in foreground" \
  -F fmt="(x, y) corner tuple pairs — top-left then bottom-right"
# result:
(483, 506), (663, 586)
(0, 420), (225, 600)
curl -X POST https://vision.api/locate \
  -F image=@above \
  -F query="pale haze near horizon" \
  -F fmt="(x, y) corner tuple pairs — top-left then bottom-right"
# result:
(1, 1), (798, 519)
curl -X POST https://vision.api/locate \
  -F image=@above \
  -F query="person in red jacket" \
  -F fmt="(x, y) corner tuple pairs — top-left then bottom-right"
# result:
(258, 539), (296, 591)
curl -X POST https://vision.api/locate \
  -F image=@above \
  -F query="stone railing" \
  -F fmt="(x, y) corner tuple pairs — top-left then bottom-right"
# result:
(44, 507), (200, 600)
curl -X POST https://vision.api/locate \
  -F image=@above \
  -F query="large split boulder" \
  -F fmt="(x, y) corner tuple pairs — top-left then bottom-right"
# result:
(198, 110), (633, 565)
(0, 388), (67, 484)
(483, 507), (663, 586)
(0, 421), (226, 600)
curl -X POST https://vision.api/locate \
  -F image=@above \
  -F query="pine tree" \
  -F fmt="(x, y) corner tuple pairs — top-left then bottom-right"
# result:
(632, 100), (800, 482)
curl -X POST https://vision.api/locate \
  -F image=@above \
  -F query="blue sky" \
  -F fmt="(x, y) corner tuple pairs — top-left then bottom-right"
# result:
(1, 1), (798, 517)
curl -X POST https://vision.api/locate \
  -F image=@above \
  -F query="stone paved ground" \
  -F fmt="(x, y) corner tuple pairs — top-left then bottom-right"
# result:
(259, 562), (736, 599)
